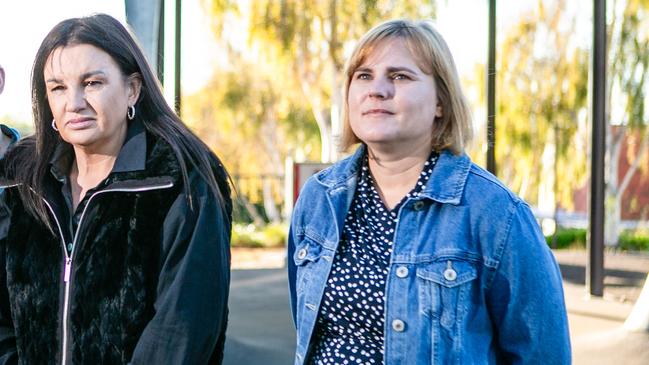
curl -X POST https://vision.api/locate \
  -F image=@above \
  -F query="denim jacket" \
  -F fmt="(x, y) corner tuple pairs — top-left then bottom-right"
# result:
(288, 146), (571, 365)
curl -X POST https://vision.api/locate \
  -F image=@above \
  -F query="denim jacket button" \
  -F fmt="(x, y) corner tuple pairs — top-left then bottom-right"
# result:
(392, 319), (406, 332)
(395, 266), (409, 278)
(413, 201), (425, 211)
(443, 268), (458, 281)
(297, 248), (308, 260)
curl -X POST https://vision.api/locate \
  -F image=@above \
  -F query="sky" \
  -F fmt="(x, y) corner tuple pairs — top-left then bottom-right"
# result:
(0, 1), (125, 122)
(0, 0), (218, 123)
(0, 0), (590, 124)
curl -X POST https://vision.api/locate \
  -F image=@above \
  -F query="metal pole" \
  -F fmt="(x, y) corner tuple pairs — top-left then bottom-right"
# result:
(588, 0), (606, 297)
(157, 3), (165, 84)
(125, 0), (164, 80)
(486, 0), (497, 175)
(174, 0), (182, 116)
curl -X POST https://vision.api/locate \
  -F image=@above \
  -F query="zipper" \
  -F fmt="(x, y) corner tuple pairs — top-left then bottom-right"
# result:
(42, 182), (174, 365)
(40, 197), (73, 365)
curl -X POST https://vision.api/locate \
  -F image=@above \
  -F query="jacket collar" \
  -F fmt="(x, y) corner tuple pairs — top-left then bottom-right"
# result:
(111, 119), (147, 173)
(49, 119), (147, 182)
(315, 144), (471, 205)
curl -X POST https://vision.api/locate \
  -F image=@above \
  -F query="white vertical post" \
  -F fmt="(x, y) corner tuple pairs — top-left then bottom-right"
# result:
(624, 274), (649, 332)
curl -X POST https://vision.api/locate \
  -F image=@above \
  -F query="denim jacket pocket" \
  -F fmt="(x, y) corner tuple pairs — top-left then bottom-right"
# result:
(417, 259), (477, 331)
(292, 238), (325, 296)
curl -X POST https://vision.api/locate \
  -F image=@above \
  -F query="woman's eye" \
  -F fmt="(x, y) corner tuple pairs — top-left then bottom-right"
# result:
(356, 73), (371, 80)
(50, 85), (64, 92)
(84, 80), (101, 87)
(391, 73), (410, 80)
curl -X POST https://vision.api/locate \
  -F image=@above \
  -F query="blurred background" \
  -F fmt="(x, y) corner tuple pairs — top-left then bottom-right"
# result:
(0, 0), (647, 265)
(2, 1), (649, 364)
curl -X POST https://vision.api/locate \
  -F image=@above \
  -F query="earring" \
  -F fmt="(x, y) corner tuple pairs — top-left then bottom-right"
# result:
(127, 105), (136, 120)
(51, 119), (58, 131)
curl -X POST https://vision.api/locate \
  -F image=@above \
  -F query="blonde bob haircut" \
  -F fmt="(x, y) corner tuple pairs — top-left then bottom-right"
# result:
(340, 19), (473, 155)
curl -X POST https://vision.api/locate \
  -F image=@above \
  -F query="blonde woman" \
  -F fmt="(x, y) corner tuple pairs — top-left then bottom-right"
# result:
(288, 19), (570, 365)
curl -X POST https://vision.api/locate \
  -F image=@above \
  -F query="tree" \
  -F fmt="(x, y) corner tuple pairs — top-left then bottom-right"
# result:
(204, 0), (437, 162)
(189, 1), (440, 222)
(183, 53), (321, 223)
(605, 0), (649, 245)
(474, 1), (589, 218)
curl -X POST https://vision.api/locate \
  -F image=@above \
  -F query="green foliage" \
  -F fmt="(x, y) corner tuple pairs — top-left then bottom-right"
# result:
(492, 2), (589, 207)
(618, 230), (649, 251)
(546, 228), (587, 249)
(612, 0), (649, 129)
(603, 0), (649, 245)
(195, 0), (442, 219)
(231, 223), (288, 248)
(183, 59), (320, 211)
(204, 0), (439, 162)
(546, 228), (649, 251)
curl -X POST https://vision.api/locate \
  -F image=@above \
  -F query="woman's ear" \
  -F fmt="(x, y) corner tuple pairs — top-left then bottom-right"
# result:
(127, 73), (142, 105)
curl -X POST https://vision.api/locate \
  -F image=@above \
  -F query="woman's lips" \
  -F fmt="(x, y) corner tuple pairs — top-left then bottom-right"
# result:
(362, 109), (394, 116)
(65, 117), (94, 129)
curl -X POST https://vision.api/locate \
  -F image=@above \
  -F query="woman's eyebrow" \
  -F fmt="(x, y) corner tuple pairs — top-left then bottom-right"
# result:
(386, 66), (417, 74)
(46, 70), (106, 84)
(354, 66), (418, 74)
(80, 70), (106, 79)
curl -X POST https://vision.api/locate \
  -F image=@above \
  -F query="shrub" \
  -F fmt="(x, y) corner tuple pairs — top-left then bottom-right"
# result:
(231, 222), (288, 248)
(259, 223), (289, 247)
(231, 223), (261, 248)
(546, 228), (587, 249)
(546, 228), (649, 251)
(618, 230), (649, 251)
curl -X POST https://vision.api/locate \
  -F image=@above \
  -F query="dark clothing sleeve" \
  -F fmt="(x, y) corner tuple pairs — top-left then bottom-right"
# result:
(0, 125), (18, 364)
(0, 195), (16, 364)
(129, 172), (231, 365)
(0, 235), (17, 365)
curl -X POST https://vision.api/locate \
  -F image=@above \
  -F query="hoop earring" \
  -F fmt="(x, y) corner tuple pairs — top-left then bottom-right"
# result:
(127, 105), (136, 120)
(51, 119), (58, 131)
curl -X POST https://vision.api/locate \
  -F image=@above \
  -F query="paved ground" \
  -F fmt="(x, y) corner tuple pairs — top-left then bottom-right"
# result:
(224, 248), (649, 365)
(223, 269), (295, 365)
(555, 250), (649, 365)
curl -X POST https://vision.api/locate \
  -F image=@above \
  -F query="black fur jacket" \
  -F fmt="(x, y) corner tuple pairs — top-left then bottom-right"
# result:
(0, 123), (231, 365)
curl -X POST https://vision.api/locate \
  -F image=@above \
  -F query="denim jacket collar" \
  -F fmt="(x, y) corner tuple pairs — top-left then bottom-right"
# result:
(314, 144), (471, 205)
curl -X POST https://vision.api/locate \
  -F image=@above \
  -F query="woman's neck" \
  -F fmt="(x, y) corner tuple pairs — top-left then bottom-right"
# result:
(69, 146), (120, 210)
(366, 142), (432, 210)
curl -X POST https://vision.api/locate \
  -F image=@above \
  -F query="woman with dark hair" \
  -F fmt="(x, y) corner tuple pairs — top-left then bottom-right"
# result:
(288, 19), (570, 364)
(0, 14), (232, 364)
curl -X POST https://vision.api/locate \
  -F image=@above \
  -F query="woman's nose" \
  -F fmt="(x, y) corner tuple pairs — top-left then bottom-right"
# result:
(66, 87), (86, 112)
(368, 78), (393, 99)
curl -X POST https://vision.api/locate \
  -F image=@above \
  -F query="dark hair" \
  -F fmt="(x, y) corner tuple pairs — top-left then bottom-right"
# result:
(8, 13), (230, 228)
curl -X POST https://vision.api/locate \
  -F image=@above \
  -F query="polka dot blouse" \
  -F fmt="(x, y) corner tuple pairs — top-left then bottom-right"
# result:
(308, 150), (439, 365)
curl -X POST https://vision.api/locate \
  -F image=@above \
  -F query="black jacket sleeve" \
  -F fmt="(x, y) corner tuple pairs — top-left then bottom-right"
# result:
(0, 125), (19, 364)
(0, 192), (17, 365)
(129, 172), (231, 365)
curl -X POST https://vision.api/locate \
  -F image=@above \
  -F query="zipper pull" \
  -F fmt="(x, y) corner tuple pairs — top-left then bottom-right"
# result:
(64, 258), (72, 282)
